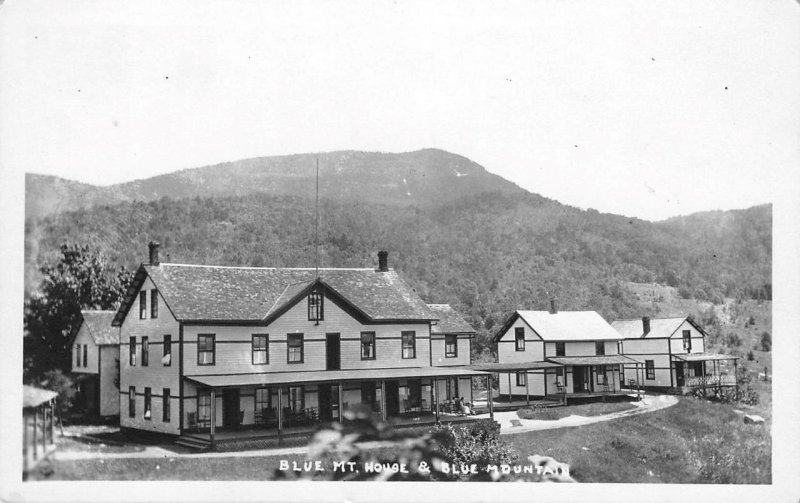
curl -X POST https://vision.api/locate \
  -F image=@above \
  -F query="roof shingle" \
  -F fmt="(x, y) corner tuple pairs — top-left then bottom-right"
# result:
(427, 304), (475, 334)
(611, 317), (688, 339)
(80, 310), (119, 345)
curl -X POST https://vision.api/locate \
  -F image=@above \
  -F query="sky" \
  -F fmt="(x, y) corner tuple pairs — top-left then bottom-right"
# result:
(1, 0), (799, 220)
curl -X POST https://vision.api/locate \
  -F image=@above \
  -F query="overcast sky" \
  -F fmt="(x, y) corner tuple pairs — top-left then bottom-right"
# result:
(1, 0), (799, 221)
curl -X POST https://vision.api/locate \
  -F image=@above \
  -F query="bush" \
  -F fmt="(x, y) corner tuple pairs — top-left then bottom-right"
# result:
(760, 331), (771, 352)
(746, 351), (755, 361)
(38, 369), (76, 412)
(432, 420), (518, 480)
(725, 332), (743, 348)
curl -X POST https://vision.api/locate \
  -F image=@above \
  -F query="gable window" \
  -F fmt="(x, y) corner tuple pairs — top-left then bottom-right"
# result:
(76, 345), (81, 368)
(198, 334), (215, 366)
(515, 327), (525, 351)
(595, 341), (605, 356)
(144, 387), (152, 420)
(361, 331), (376, 360)
(162, 335), (171, 366)
(83, 344), (88, 367)
(287, 333), (304, 363)
(308, 288), (324, 322)
(645, 360), (655, 380)
(139, 291), (147, 319)
(162, 388), (170, 422)
(555, 342), (565, 357)
(151, 289), (158, 319)
(445, 334), (458, 358)
(128, 386), (135, 418)
(682, 330), (692, 352)
(141, 336), (149, 366)
(401, 331), (416, 359)
(252, 334), (269, 365)
(516, 371), (526, 387)
(129, 337), (137, 366)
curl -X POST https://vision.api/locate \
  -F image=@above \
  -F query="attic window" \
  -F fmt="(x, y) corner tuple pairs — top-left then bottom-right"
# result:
(139, 291), (147, 319)
(308, 288), (324, 322)
(682, 330), (692, 352)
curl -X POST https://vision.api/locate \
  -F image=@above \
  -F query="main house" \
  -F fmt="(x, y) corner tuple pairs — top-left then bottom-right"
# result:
(611, 316), (739, 393)
(491, 301), (642, 404)
(113, 243), (483, 446)
(70, 310), (120, 417)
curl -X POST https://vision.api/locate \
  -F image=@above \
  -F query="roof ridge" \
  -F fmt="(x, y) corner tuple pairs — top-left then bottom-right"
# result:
(614, 316), (686, 321)
(153, 263), (378, 271)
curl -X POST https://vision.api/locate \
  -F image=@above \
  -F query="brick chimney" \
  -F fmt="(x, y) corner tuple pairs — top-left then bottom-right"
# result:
(642, 316), (650, 336)
(549, 298), (558, 315)
(148, 241), (160, 266)
(377, 251), (389, 272)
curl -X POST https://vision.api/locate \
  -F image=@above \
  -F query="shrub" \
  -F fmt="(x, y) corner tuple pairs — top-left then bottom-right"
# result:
(432, 420), (518, 480)
(38, 369), (76, 412)
(759, 331), (771, 352)
(725, 332), (743, 348)
(746, 351), (755, 361)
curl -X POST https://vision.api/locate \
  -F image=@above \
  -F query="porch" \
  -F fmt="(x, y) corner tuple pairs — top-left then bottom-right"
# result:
(670, 353), (739, 396)
(22, 386), (58, 480)
(181, 366), (489, 450)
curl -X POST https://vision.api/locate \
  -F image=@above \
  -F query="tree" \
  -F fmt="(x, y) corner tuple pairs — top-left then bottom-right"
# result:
(760, 331), (771, 352)
(24, 244), (132, 381)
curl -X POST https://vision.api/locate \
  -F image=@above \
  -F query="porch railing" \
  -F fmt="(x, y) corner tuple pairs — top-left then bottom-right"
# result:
(685, 374), (737, 387)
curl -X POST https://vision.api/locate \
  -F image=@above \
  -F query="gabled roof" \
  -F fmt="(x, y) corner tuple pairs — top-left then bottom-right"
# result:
(427, 304), (475, 334)
(611, 317), (705, 339)
(493, 310), (621, 343)
(78, 310), (119, 345)
(113, 263), (437, 326)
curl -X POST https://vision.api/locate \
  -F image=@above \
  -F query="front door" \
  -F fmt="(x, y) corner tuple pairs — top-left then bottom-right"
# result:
(326, 333), (341, 371)
(675, 362), (685, 386)
(318, 384), (339, 422)
(223, 389), (240, 428)
(385, 381), (400, 417)
(573, 367), (591, 393)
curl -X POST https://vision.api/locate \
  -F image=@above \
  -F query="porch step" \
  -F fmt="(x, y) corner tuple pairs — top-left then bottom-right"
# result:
(174, 435), (211, 451)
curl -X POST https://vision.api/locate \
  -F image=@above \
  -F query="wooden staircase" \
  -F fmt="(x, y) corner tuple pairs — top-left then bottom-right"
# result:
(174, 434), (211, 451)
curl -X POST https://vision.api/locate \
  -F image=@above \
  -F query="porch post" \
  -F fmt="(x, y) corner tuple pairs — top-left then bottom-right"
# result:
(507, 372), (512, 403)
(277, 386), (283, 432)
(487, 374), (494, 419)
(209, 388), (215, 447)
(380, 380), (387, 422)
(544, 370), (548, 396)
(33, 408), (38, 460)
(49, 402), (55, 444)
(525, 371), (530, 406)
(23, 413), (28, 469)
(734, 358), (739, 397)
(338, 383), (343, 424)
(433, 379), (440, 422)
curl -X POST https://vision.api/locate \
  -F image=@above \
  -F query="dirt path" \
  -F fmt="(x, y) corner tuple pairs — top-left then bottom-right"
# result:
(54, 395), (678, 461)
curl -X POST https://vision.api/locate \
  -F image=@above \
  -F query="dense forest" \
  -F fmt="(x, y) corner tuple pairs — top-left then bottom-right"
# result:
(25, 149), (772, 356)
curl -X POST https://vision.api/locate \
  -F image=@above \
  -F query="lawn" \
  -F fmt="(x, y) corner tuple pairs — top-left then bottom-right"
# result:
(45, 391), (771, 483)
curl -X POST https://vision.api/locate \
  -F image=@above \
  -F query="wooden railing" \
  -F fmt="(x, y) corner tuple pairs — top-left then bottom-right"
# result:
(685, 374), (737, 387)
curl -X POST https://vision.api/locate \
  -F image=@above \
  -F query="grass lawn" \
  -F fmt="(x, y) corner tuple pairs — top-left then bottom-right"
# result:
(517, 399), (635, 421)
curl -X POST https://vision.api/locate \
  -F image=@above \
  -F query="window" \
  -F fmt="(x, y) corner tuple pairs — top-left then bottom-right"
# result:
(596, 366), (608, 385)
(141, 336), (149, 366)
(556, 368), (564, 378)
(151, 289), (158, 319)
(645, 360), (655, 380)
(682, 330), (692, 352)
(515, 327), (525, 351)
(76, 345), (81, 368)
(308, 288), (324, 322)
(139, 291), (147, 319)
(162, 388), (170, 422)
(129, 337), (137, 366)
(401, 331), (416, 359)
(83, 345), (88, 367)
(162, 335), (171, 366)
(361, 331), (376, 360)
(595, 341), (605, 356)
(555, 342), (565, 357)
(144, 388), (151, 420)
(516, 371), (526, 387)
(198, 334), (215, 365)
(128, 386), (135, 418)
(287, 386), (304, 413)
(197, 393), (211, 425)
(445, 334), (458, 358)
(255, 387), (271, 414)
(252, 334), (269, 365)
(287, 333), (304, 363)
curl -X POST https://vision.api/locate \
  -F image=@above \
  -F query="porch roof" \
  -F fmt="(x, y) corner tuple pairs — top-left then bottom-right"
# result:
(467, 361), (562, 372)
(547, 355), (641, 366)
(185, 367), (489, 388)
(672, 353), (740, 362)
(23, 385), (57, 409)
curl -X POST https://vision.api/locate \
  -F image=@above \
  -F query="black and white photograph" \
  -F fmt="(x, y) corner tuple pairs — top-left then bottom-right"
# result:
(1, 0), (799, 501)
